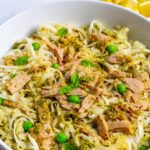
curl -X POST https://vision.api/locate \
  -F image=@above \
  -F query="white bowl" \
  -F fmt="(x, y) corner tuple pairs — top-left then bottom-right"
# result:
(0, 0), (149, 149)
(0, 0), (150, 57)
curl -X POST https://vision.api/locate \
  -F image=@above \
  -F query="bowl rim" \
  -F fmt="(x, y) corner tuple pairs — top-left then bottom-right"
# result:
(0, 0), (149, 30)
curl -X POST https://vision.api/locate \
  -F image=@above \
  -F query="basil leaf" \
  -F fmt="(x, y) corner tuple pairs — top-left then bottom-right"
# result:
(0, 98), (4, 105)
(139, 145), (149, 150)
(64, 144), (78, 150)
(70, 72), (80, 87)
(80, 59), (94, 67)
(57, 27), (68, 37)
(32, 42), (41, 51)
(59, 85), (74, 94)
(14, 56), (29, 65)
(10, 73), (17, 78)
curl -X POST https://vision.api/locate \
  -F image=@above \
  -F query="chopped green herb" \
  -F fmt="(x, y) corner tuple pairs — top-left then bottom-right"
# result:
(12, 41), (26, 49)
(52, 63), (59, 69)
(80, 59), (94, 67)
(70, 72), (80, 87)
(59, 85), (74, 94)
(57, 27), (68, 37)
(64, 144), (78, 150)
(32, 42), (41, 51)
(148, 137), (150, 146)
(80, 76), (92, 82)
(0, 98), (4, 105)
(139, 145), (149, 150)
(14, 56), (29, 65)
(10, 73), (17, 78)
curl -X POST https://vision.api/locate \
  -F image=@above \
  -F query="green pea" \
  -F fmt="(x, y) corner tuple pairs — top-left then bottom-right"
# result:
(106, 44), (118, 54)
(52, 63), (59, 69)
(117, 83), (127, 94)
(23, 121), (33, 132)
(56, 132), (68, 144)
(70, 72), (80, 88)
(57, 27), (68, 37)
(68, 95), (80, 104)
(32, 42), (41, 51)
(14, 56), (29, 65)
(0, 98), (4, 105)
(139, 145), (149, 150)
(64, 144), (78, 150)
(80, 60), (94, 67)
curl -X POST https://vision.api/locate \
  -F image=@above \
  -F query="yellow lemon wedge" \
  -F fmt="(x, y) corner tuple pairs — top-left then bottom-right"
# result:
(139, 1), (150, 17)
(120, 0), (139, 12)
(104, 0), (150, 17)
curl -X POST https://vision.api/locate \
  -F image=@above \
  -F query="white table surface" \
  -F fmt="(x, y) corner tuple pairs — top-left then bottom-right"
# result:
(0, 0), (149, 25)
(0, 0), (56, 24)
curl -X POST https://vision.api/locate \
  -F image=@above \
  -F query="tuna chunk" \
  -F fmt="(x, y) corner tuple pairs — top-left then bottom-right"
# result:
(65, 59), (81, 79)
(41, 88), (59, 97)
(107, 55), (124, 64)
(110, 70), (127, 78)
(129, 101), (149, 111)
(68, 88), (87, 96)
(134, 72), (149, 82)
(91, 33), (111, 46)
(134, 72), (150, 91)
(41, 80), (66, 97)
(45, 39), (63, 64)
(124, 78), (145, 93)
(108, 120), (133, 134)
(55, 95), (80, 110)
(6, 72), (30, 94)
(96, 115), (109, 140)
(125, 90), (141, 103)
(79, 94), (96, 113)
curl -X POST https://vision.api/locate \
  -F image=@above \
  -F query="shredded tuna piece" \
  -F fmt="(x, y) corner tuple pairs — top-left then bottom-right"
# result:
(41, 89), (59, 97)
(110, 70), (127, 78)
(124, 78), (145, 93)
(125, 90), (141, 102)
(96, 115), (109, 140)
(108, 120), (133, 134)
(68, 88), (87, 96)
(6, 72), (30, 94)
(134, 72), (150, 91)
(45, 39), (63, 64)
(65, 59), (81, 79)
(134, 72), (149, 82)
(107, 55), (126, 64)
(56, 95), (80, 110)
(129, 101), (149, 111)
(79, 94), (96, 113)
(41, 80), (66, 97)
(83, 75), (99, 90)
(91, 33), (112, 46)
